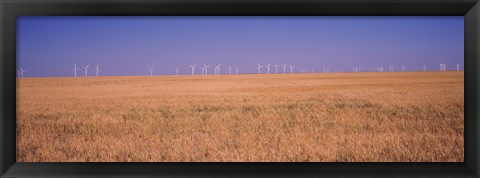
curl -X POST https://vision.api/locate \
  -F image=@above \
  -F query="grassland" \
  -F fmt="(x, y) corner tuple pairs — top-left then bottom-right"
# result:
(16, 72), (464, 162)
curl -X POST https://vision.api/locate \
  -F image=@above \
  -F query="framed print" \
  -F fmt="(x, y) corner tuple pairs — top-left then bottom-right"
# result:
(1, 0), (479, 177)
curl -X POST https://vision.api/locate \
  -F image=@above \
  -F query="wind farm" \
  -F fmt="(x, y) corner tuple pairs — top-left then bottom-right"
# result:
(17, 62), (465, 79)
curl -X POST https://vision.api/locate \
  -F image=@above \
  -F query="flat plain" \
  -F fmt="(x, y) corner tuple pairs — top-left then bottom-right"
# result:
(16, 71), (464, 162)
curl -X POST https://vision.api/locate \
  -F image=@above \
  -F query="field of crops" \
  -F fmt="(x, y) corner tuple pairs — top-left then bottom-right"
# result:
(16, 71), (464, 162)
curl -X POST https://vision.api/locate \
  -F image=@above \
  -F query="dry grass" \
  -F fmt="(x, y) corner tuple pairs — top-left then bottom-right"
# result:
(16, 71), (464, 162)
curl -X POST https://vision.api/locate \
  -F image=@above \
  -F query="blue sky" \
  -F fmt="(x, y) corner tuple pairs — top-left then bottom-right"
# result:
(17, 16), (464, 77)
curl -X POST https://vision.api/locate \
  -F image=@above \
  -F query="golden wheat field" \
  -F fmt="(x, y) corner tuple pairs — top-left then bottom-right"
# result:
(16, 71), (464, 162)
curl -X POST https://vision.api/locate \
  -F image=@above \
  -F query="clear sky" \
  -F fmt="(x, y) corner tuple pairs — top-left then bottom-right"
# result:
(17, 16), (464, 77)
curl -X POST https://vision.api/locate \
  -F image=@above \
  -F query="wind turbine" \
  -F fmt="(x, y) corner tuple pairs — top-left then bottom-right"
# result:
(190, 64), (196, 76)
(214, 64), (221, 75)
(228, 66), (232, 75)
(72, 63), (80, 77)
(176, 67), (179, 76)
(401, 66), (405, 72)
(18, 67), (26, 78)
(235, 66), (239, 74)
(439, 63), (447, 71)
(83, 65), (89, 77)
(94, 64), (100, 77)
(457, 64), (460, 71)
(289, 64), (295, 74)
(203, 64), (210, 75)
(148, 68), (154, 77)
(282, 64), (287, 74)
(257, 63), (263, 74)
(274, 64), (280, 74)
(266, 64), (271, 74)
(423, 65), (427, 72)
(21, 68), (26, 78)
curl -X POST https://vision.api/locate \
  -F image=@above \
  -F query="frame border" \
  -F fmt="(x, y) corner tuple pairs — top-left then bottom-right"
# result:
(1, 0), (479, 177)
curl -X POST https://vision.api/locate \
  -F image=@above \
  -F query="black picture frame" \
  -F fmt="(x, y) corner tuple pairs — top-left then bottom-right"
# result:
(1, 0), (479, 177)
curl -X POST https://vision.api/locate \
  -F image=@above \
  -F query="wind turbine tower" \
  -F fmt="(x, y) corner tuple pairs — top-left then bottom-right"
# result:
(72, 63), (80, 77)
(228, 66), (232, 75)
(257, 63), (263, 74)
(457, 64), (460, 71)
(190, 64), (197, 76)
(235, 66), (239, 75)
(203, 64), (210, 75)
(423, 65), (427, 72)
(149, 68), (154, 77)
(274, 64), (280, 74)
(176, 67), (179, 76)
(83, 65), (89, 77)
(266, 64), (271, 74)
(94, 64), (100, 77)
(289, 64), (295, 74)
(282, 64), (287, 74)
(18, 68), (26, 78)
(214, 64), (221, 75)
